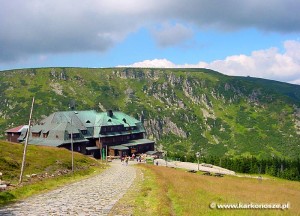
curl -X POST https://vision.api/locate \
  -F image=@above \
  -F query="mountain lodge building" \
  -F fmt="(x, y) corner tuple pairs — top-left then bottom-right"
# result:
(21, 110), (154, 158)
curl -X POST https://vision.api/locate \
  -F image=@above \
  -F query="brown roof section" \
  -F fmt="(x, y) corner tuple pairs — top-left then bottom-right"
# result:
(5, 125), (28, 133)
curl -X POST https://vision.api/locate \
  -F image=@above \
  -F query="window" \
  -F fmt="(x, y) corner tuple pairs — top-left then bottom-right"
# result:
(43, 132), (49, 138)
(69, 133), (79, 139)
(81, 130), (87, 135)
(32, 132), (40, 138)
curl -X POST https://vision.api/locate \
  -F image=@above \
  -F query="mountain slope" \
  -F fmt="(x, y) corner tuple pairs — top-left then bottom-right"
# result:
(0, 67), (299, 159)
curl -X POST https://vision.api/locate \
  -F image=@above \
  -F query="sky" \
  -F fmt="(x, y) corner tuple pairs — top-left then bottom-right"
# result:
(1, 0), (300, 84)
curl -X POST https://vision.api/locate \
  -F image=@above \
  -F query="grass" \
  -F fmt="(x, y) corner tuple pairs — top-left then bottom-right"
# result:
(113, 164), (300, 216)
(0, 140), (107, 206)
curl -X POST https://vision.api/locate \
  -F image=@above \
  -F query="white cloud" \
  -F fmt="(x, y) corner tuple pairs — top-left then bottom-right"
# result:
(123, 40), (300, 85)
(119, 59), (175, 68)
(151, 23), (194, 47)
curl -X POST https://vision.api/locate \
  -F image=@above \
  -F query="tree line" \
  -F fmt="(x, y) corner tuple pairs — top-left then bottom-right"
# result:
(168, 153), (300, 181)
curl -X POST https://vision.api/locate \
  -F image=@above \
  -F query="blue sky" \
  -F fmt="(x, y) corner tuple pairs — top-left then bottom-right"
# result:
(1, 0), (300, 84)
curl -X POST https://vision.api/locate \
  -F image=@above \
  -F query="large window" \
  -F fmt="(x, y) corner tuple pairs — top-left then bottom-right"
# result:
(32, 132), (40, 138)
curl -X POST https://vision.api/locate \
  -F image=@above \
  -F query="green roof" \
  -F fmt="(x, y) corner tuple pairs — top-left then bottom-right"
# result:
(28, 110), (149, 147)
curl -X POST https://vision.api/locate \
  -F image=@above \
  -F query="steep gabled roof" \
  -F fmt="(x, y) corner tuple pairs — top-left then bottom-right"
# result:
(40, 111), (87, 130)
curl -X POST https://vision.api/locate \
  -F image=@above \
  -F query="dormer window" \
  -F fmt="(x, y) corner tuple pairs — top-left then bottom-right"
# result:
(86, 120), (91, 123)
(32, 131), (41, 138)
(43, 132), (49, 138)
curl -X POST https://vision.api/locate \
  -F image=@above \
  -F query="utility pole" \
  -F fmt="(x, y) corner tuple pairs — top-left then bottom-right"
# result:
(71, 116), (74, 173)
(69, 102), (76, 173)
(99, 137), (102, 162)
(19, 97), (35, 184)
(165, 151), (168, 167)
(196, 151), (200, 171)
(106, 145), (108, 165)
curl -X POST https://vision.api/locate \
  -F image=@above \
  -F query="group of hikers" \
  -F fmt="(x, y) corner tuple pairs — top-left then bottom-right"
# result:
(120, 153), (146, 165)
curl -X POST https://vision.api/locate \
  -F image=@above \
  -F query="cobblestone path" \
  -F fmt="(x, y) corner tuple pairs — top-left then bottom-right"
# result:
(0, 160), (136, 216)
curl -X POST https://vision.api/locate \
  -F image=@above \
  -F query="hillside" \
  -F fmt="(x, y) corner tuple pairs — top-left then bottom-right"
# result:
(0, 67), (300, 159)
(0, 140), (104, 205)
(0, 140), (101, 183)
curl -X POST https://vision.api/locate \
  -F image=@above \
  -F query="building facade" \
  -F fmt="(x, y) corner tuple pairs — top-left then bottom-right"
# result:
(25, 110), (154, 158)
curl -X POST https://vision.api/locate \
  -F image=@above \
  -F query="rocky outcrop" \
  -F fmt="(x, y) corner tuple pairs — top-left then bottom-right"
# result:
(50, 82), (64, 96)
(144, 117), (187, 140)
(50, 68), (68, 80)
(113, 69), (160, 80)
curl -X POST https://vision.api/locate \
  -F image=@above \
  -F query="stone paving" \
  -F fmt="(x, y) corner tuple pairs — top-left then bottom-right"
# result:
(0, 160), (136, 216)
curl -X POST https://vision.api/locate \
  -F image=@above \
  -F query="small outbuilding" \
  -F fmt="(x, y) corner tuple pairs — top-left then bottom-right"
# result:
(5, 125), (28, 143)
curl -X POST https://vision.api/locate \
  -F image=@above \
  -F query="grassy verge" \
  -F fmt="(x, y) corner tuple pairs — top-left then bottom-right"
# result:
(112, 164), (300, 216)
(0, 165), (106, 206)
(0, 141), (108, 206)
(109, 164), (173, 216)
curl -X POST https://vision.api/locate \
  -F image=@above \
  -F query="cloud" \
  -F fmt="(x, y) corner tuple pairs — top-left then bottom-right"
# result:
(1, 0), (300, 63)
(0, 0), (145, 62)
(151, 23), (194, 47)
(123, 40), (300, 85)
(120, 58), (175, 68)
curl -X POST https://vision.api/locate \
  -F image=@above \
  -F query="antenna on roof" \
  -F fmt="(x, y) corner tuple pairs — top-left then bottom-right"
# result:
(69, 100), (76, 110)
